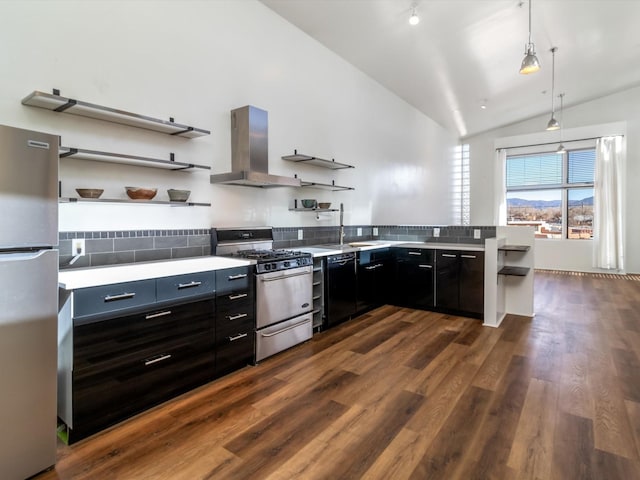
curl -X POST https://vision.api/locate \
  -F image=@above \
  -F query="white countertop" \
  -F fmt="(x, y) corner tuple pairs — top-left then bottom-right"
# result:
(299, 241), (485, 257)
(59, 256), (254, 290)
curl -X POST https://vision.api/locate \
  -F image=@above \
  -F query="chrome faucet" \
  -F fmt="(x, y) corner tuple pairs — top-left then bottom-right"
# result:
(339, 203), (345, 245)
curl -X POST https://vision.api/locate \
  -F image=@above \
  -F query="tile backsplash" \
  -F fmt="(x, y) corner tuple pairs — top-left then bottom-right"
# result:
(59, 225), (496, 269)
(59, 229), (211, 269)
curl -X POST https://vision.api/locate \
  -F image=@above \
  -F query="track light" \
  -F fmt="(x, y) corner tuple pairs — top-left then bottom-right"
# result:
(546, 47), (560, 131)
(520, 0), (540, 74)
(409, 4), (419, 25)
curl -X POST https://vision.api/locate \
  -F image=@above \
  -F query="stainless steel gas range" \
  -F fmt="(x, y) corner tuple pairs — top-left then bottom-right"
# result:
(211, 227), (313, 362)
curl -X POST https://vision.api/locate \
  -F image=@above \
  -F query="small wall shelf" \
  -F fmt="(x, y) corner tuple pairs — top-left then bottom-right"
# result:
(59, 147), (211, 171)
(22, 90), (210, 138)
(498, 266), (530, 276)
(289, 207), (339, 212)
(60, 198), (211, 207)
(282, 150), (354, 170)
(498, 245), (531, 252)
(299, 180), (354, 191)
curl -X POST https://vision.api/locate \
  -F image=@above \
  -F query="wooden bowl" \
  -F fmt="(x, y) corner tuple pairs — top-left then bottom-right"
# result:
(125, 187), (157, 200)
(318, 202), (331, 209)
(75, 188), (104, 199)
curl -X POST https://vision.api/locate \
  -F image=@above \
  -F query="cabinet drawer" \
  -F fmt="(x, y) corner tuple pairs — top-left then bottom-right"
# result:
(72, 336), (214, 439)
(73, 279), (156, 321)
(74, 299), (215, 374)
(216, 267), (251, 295)
(156, 271), (215, 303)
(216, 315), (254, 342)
(216, 291), (253, 317)
(215, 330), (254, 377)
(394, 247), (434, 262)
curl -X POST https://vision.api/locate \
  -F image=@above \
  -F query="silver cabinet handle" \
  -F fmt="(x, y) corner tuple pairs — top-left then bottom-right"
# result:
(419, 264), (433, 269)
(227, 313), (248, 321)
(145, 310), (172, 320)
(104, 292), (135, 302)
(177, 280), (202, 289)
(144, 353), (172, 366)
(442, 254), (457, 258)
(365, 263), (383, 270)
(408, 251), (421, 255)
(228, 293), (248, 300)
(261, 318), (310, 337)
(461, 254), (477, 259)
(228, 333), (248, 342)
(228, 273), (247, 280)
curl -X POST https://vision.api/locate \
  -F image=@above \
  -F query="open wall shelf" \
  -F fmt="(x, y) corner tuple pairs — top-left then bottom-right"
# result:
(299, 180), (354, 191)
(22, 90), (210, 138)
(60, 198), (211, 207)
(282, 150), (354, 170)
(59, 147), (210, 171)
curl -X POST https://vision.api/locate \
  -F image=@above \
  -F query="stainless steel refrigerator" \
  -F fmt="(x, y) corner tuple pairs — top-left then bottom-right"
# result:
(0, 124), (59, 479)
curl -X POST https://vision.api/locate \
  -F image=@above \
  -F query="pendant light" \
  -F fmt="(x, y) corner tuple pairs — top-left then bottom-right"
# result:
(546, 47), (560, 131)
(409, 3), (420, 25)
(557, 93), (566, 153)
(519, 0), (540, 74)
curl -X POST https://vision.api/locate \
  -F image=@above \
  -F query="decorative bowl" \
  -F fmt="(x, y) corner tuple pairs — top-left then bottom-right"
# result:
(167, 189), (191, 202)
(317, 202), (331, 209)
(75, 188), (104, 199)
(125, 186), (157, 200)
(301, 199), (317, 208)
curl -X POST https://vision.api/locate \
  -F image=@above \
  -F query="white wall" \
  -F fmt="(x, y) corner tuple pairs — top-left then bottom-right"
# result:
(467, 85), (640, 273)
(0, 0), (458, 232)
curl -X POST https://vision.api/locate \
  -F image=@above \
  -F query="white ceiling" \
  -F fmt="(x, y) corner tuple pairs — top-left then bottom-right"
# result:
(260, 0), (640, 138)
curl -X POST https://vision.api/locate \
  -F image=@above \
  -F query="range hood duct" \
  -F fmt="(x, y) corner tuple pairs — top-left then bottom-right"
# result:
(210, 105), (300, 188)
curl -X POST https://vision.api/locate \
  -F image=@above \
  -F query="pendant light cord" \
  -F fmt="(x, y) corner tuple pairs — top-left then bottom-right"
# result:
(528, 0), (532, 45)
(550, 47), (556, 114)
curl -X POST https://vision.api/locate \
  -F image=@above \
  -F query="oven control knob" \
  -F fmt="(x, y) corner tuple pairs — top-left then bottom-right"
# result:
(264, 263), (271, 271)
(284, 261), (290, 268)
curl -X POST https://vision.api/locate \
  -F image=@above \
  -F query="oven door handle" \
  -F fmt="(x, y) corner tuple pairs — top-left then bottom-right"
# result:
(260, 318), (311, 337)
(258, 270), (311, 282)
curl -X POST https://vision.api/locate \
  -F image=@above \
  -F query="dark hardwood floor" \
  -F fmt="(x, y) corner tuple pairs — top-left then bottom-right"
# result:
(37, 271), (640, 479)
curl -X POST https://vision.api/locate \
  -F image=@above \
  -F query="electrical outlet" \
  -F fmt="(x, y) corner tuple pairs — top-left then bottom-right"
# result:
(474, 229), (481, 239)
(297, 229), (304, 240)
(433, 228), (440, 238)
(373, 227), (379, 236)
(71, 238), (86, 256)
(357, 227), (362, 236)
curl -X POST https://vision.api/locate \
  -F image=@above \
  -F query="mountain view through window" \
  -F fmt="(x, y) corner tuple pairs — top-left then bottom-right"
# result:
(506, 149), (595, 239)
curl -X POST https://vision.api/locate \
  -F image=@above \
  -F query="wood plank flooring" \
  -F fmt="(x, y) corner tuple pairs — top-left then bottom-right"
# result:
(36, 271), (640, 479)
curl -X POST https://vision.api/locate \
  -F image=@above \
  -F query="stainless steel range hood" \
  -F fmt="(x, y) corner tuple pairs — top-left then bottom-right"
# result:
(210, 105), (301, 188)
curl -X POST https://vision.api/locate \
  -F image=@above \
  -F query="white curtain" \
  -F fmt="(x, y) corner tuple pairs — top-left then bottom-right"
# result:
(495, 149), (507, 225)
(593, 136), (624, 271)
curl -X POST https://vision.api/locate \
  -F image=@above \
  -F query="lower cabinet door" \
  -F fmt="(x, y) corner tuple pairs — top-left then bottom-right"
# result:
(72, 336), (214, 442)
(70, 299), (215, 443)
(435, 251), (460, 310)
(459, 252), (485, 316)
(395, 260), (434, 309)
(215, 324), (255, 377)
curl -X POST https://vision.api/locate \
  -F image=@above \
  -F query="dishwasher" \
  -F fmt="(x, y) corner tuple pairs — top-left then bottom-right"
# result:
(325, 252), (357, 329)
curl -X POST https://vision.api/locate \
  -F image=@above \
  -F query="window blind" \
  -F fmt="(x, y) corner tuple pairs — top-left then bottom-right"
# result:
(568, 149), (595, 184)
(506, 153), (562, 188)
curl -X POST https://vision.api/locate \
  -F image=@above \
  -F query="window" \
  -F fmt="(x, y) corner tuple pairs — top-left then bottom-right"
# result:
(506, 148), (595, 239)
(453, 144), (470, 225)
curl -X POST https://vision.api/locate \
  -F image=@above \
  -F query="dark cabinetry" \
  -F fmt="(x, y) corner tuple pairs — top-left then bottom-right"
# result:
(393, 248), (435, 309)
(325, 253), (357, 328)
(215, 267), (255, 377)
(357, 248), (392, 313)
(435, 250), (484, 317)
(70, 299), (215, 443)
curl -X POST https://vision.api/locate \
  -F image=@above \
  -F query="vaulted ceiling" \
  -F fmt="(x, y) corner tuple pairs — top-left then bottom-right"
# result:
(261, 0), (640, 138)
